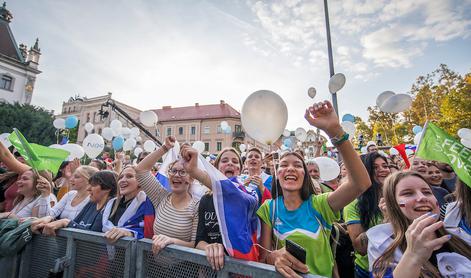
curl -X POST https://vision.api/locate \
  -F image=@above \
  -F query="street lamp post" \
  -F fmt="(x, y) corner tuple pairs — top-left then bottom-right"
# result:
(323, 0), (339, 115)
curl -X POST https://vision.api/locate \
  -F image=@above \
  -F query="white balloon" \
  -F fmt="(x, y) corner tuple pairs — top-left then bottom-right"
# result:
(458, 128), (471, 140)
(62, 144), (85, 161)
(328, 73), (346, 94)
(143, 140), (156, 152)
(123, 138), (136, 151)
(308, 87), (316, 98)
(304, 148), (310, 154)
(49, 144), (61, 149)
(101, 127), (114, 141)
(461, 138), (471, 149)
(136, 136), (142, 142)
(134, 147), (143, 157)
(241, 151), (247, 157)
(121, 127), (132, 139)
(84, 122), (94, 133)
(380, 94), (412, 113)
(192, 141), (205, 153)
(110, 119), (122, 132)
(414, 132), (423, 146)
(140, 110), (158, 127)
(340, 121), (356, 137)
(295, 127), (307, 142)
(389, 147), (399, 155)
(239, 144), (247, 152)
(283, 129), (291, 137)
(314, 157), (340, 181)
(241, 90), (288, 145)
(220, 121), (229, 129)
(361, 146), (367, 154)
(82, 134), (105, 159)
(376, 91), (396, 108)
(0, 133), (11, 148)
(53, 118), (65, 129)
(130, 127), (140, 138)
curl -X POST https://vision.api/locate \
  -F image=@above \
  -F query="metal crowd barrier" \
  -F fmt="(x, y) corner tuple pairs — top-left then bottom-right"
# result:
(1, 228), (284, 278)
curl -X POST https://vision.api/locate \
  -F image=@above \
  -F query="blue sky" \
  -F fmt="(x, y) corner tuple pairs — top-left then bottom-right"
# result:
(6, 0), (471, 131)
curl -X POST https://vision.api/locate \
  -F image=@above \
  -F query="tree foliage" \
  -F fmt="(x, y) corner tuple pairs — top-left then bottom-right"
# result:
(355, 64), (471, 146)
(0, 102), (56, 146)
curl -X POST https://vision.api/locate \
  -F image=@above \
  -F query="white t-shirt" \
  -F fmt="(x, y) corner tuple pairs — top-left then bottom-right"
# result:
(48, 190), (90, 220)
(11, 195), (50, 218)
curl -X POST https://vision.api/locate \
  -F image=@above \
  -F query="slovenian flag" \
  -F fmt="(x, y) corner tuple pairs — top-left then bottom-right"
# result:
(155, 141), (180, 191)
(199, 157), (259, 261)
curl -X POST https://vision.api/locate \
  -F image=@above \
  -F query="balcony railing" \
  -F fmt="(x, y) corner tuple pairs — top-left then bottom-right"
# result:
(232, 131), (245, 139)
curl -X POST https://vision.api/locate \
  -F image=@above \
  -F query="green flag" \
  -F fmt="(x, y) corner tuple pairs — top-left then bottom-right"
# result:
(416, 122), (471, 188)
(8, 129), (70, 176)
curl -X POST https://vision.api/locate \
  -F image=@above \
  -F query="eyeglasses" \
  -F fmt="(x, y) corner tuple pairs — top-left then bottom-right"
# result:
(168, 169), (188, 177)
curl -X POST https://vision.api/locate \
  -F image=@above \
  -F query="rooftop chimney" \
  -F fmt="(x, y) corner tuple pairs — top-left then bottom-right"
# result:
(195, 103), (199, 107)
(220, 100), (225, 105)
(163, 106), (171, 109)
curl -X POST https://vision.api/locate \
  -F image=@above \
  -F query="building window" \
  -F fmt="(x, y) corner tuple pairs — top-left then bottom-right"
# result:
(93, 112), (96, 123)
(191, 126), (196, 135)
(86, 113), (90, 122)
(98, 128), (102, 134)
(204, 142), (210, 152)
(235, 125), (242, 132)
(167, 127), (172, 136)
(203, 126), (210, 134)
(68, 107), (71, 113)
(216, 141), (222, 151)
(0, 75), (13, 91)
(217, 125), (222, 134)
(178, 127), (184, 135)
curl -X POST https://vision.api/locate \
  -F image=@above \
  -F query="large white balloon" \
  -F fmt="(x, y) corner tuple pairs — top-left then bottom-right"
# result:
(0, 133), (11, 148)
(241, 90), (288, 145)
(82, 134), (105, 158)
(62, 144), (85, 161)
(84, 122), (94, 133)
(458, 128), (471, 140)
(380, 94), (412, 113)
(340, 121), (356, 138)
(143, 140), (156, 152)
(328, 73), (346, 94)
(192, 141), (205, 153)
(110, 120), (122, 132)
(140, 110), (158, 127)
(101, 127), (114, 141)
(314, 157), (340, 181)
(461, 138), (471, 149)
(53, 118), (65, 129)
(376, 91), (396, 108)
(295, 127), (307, 142)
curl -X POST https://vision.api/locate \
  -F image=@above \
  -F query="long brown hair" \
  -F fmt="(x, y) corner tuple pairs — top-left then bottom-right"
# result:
(214, 147), (242, 171)
(455, 179), (471, 229)
(372, 171), (471, 277)
(13, 169), (52, 206)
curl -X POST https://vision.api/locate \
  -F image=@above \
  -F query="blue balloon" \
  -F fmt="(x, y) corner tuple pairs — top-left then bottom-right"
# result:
(283, 138), (292, 147)
(65, 115), (78, 129)
(342, 114), (355, 123)
(112, 136), (124, 150)
(412, 125), (422, 135)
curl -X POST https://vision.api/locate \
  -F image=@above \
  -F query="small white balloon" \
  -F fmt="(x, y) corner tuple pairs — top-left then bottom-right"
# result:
(389, 147), (399, 155)
(134, 147), (143, 157)
(295, 127), (307, 142)
(414, 132), (423, 145)
(53, 118), (65, 129)
(101, 127), (114, 141)
(239, 144), (247, 152)
(308, 87), (316, 98)
(241, 151), (247, 157)
(84, 122), (94, 133)
(376, 91), (396, 108)
(458, 128), (471, 140)
(140, 110), (158, 127)
(143, 140), (156, 152)
(405, 149), (414, 156)
(193, 141), (205, 153)
(340, 121), (356, 137)
(328, 73), (346, 94)
(121, 127), (132, 139)
(220, 121), (229, 129)
(314, 157), (340, 181)
(283, 129), (291, 137)
(136, 136), (142, 142)
(62, 144), (85, 161)
(461, 138), (471, 149)
(130, 127), (140, 138)
(123, 139), (135, 151)
(82, 134), (105, 159)
(110, 120), (122, 131)
(0, 133), (11, 148)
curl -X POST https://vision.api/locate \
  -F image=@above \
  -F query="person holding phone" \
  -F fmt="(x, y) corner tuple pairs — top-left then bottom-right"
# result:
(257, 101), (372, 277)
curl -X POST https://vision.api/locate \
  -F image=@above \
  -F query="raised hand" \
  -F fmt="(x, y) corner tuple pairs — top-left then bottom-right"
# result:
(304, 101), (342, 138)
(164, 136), (176, 150)
(180, 145), (199, 175)
(36, 175), (52, 197)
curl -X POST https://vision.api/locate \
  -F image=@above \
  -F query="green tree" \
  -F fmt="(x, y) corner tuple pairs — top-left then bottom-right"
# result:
(0, 102), (56, 146)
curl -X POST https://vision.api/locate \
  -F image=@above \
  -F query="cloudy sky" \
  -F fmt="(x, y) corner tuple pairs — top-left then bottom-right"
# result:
(7, 0), (471, 130)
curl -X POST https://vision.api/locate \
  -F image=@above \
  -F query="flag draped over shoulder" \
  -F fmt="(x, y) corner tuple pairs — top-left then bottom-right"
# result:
(155, 141), (180, 191)
(199, 157), (259, 261)
(8, 129), (69, 176)
(416, 122), (471, 188)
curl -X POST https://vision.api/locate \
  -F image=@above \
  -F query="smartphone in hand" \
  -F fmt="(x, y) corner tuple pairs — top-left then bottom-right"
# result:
(285, 239), (306, 264)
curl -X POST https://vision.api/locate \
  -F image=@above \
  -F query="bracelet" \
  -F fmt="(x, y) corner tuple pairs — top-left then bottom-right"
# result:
(330, 132), (349, 146)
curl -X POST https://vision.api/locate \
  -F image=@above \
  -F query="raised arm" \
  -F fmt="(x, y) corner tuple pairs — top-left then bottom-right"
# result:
(304, 101), (371, 212)
(0, 141), (30, 174)
(135, 136), (175, 173)
(180, 145), (212, 190)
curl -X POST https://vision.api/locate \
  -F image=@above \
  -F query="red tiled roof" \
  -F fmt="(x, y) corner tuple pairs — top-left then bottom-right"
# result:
(153, 102), (240, 122)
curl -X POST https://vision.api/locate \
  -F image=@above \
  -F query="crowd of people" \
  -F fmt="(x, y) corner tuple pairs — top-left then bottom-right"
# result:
(0, 100), (470, 277)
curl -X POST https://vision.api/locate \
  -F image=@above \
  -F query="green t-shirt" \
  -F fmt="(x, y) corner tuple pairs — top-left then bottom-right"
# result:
(344, 199), (383, 271)
(257, 193), (340, 277)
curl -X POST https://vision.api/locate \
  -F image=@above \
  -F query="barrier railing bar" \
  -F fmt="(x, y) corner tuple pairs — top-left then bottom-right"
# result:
(63, 236), (76, 278)
(124, 240), (136, 278)
(17, 240), (32, 277)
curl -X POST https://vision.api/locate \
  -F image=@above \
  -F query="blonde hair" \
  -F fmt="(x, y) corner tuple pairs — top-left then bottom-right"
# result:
(74, 166), (99, 181)
(372, 171), (471, 277)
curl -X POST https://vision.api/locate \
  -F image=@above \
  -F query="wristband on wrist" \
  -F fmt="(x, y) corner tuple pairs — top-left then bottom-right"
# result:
(330, 132), (349, 146)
